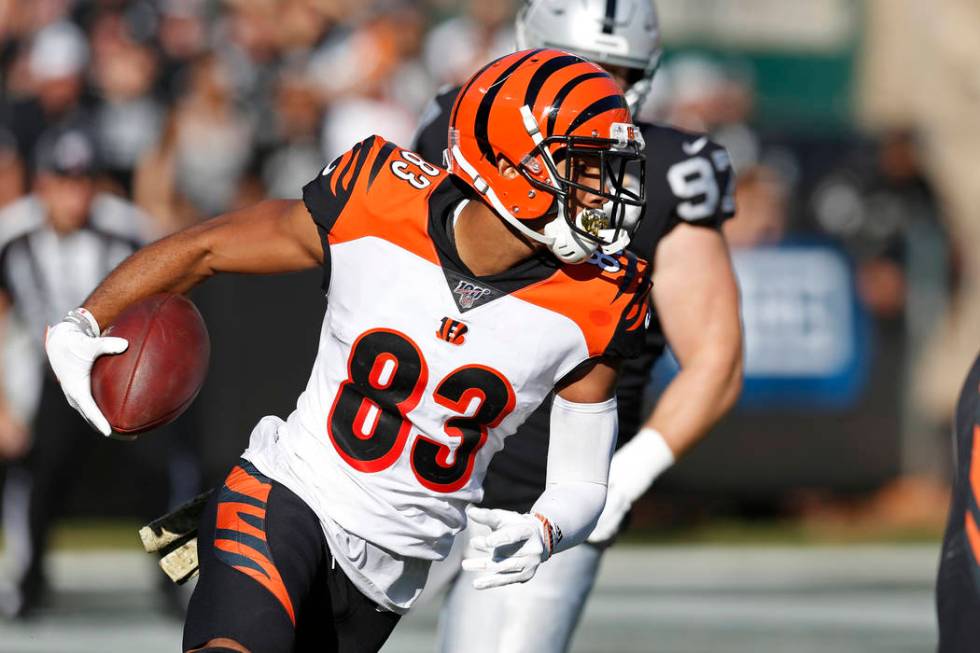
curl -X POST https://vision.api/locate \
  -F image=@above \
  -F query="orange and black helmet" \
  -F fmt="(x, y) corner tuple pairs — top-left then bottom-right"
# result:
(447, 48), (646, 263)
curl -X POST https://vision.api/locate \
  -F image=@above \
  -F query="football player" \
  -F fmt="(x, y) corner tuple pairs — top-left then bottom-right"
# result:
(937, 349), (980, 652)
(412, 2), (743, 651)
(44, 50), (650, 653)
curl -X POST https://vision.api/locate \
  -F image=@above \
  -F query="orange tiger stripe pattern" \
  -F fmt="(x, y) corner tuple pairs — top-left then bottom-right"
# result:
(449, 49), (632, 222)
(965, 425), (980, 566)
(213, 461), (296, 625)
(512, 251), (651, 357)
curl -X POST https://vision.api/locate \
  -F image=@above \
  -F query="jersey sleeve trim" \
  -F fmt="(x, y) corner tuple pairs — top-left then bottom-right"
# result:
(596, 250), (652, 360)
(302, 136), (390, 289)
(302, 136), (381, 236)
(602, 266), (652, 360)
(367, 141), (398, 189)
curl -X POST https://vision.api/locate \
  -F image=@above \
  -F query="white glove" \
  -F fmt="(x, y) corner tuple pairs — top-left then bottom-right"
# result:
(586, 427), (675, 546)
(45, 308), (128, 437)
(461, 507), (554, 590)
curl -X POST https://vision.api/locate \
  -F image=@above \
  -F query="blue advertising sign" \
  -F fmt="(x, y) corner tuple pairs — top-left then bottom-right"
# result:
(650, 242), (870, 410)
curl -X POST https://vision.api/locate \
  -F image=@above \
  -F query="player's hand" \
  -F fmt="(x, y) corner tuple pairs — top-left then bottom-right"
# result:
(0, 407), (29, 459)
(462, 506), (552, 590)
(586, 481), (631, 546)
(44, 309), (128, 437)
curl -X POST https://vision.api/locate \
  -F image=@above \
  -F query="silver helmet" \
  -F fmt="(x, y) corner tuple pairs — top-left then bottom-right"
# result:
(515, 0), (662, 116)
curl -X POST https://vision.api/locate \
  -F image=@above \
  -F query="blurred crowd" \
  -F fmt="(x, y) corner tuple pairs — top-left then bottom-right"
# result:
(0, 0), (521, 231)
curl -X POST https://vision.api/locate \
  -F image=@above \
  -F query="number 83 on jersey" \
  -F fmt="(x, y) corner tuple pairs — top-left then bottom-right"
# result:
(327, 328), (516, 494)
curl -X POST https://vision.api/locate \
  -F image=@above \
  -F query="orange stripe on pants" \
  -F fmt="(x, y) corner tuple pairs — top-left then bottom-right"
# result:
(966, 426), (980, 565)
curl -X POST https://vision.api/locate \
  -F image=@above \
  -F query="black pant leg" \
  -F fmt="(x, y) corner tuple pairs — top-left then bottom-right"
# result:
(184, 461), (335, 653)
(184, 459), (402, 653)
(6, 374), (95, 589)
(325, 560), (401, 653)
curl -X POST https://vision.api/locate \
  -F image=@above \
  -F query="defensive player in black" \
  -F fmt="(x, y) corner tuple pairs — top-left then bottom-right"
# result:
(411, 2), (743, 652)
(937, 350), (980, 652)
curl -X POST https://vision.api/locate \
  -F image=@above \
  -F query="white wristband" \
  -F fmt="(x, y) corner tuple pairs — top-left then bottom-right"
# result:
(64, 308), (101, 338)
(608, 427), (675, 503)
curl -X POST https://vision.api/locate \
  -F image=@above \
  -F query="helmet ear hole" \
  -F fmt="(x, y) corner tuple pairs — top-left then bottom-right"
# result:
(496, 156), (521, 180)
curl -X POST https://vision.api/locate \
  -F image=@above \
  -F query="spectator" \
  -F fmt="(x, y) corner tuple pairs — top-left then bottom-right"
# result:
(170, 54), (254, 217)
(215, 0), (283, 151)
(810, 128), (952, 482)
(275, 0), (337, 59)
(423, 0), (515, 86)
(312, 9), (422, 159)
(155, 0), (209, 103)
(5, 21), (90, 172)
(724, 165), (788, 249)
(89, 9), (165, 194)
(261, 68), (325, 199)
(665, 55), (761, 171)
(810, 129), (946, 320)
(0, 129), (25, 207)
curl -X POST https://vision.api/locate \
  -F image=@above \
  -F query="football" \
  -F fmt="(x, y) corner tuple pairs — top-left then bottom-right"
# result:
(92, 294), (210, 436)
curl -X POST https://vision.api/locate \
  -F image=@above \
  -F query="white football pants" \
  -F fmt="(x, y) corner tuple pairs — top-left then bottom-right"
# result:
(418, 518), (603, 653)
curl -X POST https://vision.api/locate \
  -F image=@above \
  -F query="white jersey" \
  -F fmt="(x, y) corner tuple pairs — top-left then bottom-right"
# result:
(243, 136), (649, 612)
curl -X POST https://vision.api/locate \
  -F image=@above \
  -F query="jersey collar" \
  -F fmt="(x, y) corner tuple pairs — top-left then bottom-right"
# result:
(427, 176), (559, 312)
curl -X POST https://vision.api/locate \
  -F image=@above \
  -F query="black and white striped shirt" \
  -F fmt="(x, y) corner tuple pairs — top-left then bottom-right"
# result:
(0, 193), (156, 344)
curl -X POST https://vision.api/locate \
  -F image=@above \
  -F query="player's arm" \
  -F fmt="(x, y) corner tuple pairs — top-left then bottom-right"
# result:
(646, 224), (742, 454)
(83, 199), (321, 328)
(44, 199), (323, 435)
(463, 360), (619, 589)
(588, 223), (743, 543)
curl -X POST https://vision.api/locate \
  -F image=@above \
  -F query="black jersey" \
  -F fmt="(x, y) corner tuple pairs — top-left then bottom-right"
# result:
(413, 87), (736, 512)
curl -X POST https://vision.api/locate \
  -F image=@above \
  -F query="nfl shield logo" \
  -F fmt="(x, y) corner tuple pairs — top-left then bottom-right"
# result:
(453, 280), (492, 310)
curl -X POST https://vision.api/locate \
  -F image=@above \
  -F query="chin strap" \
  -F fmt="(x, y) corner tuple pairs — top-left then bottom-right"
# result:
(449, 143), (554, 249)
(625, 53), (661, 117)
(625, 79), (651, 117)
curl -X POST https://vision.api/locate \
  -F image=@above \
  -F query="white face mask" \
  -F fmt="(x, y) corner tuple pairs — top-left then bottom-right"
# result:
(542, 207), (606, 264)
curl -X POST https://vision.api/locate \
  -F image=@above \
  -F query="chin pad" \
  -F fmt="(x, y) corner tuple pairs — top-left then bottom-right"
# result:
(543, 215), (597, 264)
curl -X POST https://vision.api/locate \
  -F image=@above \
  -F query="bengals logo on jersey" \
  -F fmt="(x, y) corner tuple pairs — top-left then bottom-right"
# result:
(436, 317), (468, 345)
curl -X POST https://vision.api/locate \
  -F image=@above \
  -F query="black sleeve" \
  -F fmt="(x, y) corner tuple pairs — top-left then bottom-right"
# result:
(301, 136), (381, 289)
(410, 85), (460, 168)
(602, 253), (653, 360)
(627, 128), (735, 259)
(662, 139), (736, 227)
(702, 141), (737, 222)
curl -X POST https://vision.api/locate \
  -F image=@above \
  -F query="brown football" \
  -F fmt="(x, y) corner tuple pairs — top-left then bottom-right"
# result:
(92, 294), (210, 435)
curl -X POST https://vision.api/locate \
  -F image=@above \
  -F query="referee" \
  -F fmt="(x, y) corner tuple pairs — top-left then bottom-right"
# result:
(0, 127), (165, 618)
